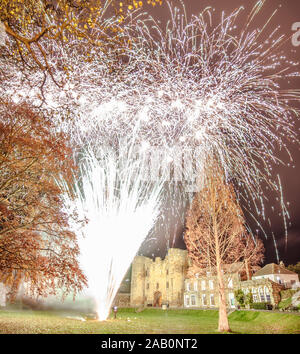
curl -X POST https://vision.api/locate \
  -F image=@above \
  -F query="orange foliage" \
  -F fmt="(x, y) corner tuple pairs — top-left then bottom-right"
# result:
(0, 101), (86, 300)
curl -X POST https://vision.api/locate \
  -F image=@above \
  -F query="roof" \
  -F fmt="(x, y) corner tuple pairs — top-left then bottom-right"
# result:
(187, 262), (244, 278)
(253, 263), (297, 277)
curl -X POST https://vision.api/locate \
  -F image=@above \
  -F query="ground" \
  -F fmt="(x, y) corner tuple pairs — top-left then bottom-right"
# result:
(0, 308), (299, 334)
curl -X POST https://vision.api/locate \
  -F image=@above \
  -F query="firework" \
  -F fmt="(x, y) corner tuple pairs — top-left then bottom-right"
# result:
(1, 0), (299, 318)
(60, 139), (166, 320)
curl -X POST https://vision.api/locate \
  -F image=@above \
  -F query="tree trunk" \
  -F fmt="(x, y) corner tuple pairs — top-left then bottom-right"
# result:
(216, 263), (230, 332)
(245, 259), (251, 280)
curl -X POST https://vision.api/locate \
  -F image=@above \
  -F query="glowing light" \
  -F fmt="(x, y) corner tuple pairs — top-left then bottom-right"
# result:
(1, 1), (299, 319)
(62, 144), (165, 321)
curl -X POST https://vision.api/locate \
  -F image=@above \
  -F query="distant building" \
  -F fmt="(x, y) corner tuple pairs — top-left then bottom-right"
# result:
(252, 263), (299, 288)
(184, 264), (242, 309)
(184, 270), (284, 309)
(128, 248), (297, 309)
(0, 283), (6, 307)
(130, 248), (188, 308)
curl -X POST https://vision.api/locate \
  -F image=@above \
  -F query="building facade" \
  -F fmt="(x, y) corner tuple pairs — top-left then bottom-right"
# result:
(0, 283), (6, 307)
(252, 263), (299, 288)
(183, 269), (240, 309)
(130, 248), (298, 309)
(130, 248), (188, 307)
(184, 274), (284, 309)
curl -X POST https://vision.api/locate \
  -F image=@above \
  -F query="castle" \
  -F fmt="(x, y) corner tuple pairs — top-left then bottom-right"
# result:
(113, 248), (299, 309)
(130, 248), (188, 307)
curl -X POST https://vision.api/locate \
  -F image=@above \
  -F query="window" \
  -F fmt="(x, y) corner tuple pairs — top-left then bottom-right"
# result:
(186, 282), (190, 291)
(146, 283), (149, 290)
(202, 294), (207, 306)
(156, 283), (159, 290)
(229, 293), (235, 307)
(191, 295), (196, 306)
(194, 281), (198, 291)
(259, 287), (265, 302)
(209, 280), (214, 290)
(166, 269), (169, 276)
(264, 286), (271, 302)
(253, 294), (258, 302)
(185, 295), (190, 306)
(228, 278), (233, 288)
(210, 294), (215, 306)
(201, 280), (206, 290)
(166, 282), (169, 289)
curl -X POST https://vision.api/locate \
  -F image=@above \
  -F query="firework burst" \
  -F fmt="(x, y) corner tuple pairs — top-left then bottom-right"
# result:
(1, 0), (299, 319)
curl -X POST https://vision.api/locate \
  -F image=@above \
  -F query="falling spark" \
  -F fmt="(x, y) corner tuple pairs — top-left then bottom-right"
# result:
(1, 0), (299, 318)
(61, 141), (165, 320)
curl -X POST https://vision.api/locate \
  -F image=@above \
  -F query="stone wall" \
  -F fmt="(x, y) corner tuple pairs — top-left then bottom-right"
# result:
(113, 293), (130, 308)
(130, 248), (188, 307)
(184, 272), (240, 308)
(0, 283), (6, 307)
(237, 278), (283, 305)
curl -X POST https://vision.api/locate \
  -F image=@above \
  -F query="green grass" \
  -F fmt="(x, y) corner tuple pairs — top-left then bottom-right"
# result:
(0, 308), (299, 334)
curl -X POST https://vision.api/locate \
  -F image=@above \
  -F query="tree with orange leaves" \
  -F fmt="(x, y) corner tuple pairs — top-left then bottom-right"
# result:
(0, 100), (86, 300)
(0, 0), (163, 84)
(184, 162), (264, 332)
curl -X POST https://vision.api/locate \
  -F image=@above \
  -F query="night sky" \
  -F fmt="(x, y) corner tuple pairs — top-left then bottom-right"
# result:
(137, 0), (300, 266)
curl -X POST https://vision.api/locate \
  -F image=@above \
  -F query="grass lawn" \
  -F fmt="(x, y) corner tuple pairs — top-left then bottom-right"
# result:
(0, 308), (299, 334)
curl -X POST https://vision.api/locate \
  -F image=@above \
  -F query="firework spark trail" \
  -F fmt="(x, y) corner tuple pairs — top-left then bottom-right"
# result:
(61, 140), (165, 320)
(1, 0), (299, 317)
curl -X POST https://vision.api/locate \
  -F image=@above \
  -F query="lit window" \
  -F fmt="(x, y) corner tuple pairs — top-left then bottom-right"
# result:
(259, 287), (265, 302)
(266, 293), (271, 302)
(194, 281), (198, 291)
(201, 280), (206, 290)
(209, 280), (214, 290)
(191, 295), (196, 306)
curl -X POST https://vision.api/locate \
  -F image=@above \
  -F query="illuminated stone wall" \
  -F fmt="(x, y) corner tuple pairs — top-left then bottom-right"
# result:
(130, 248), (188, 307)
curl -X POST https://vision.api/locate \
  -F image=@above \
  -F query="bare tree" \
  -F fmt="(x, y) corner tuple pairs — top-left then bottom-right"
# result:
(242, 234), (264, 280)
(184, 163), (263, 332)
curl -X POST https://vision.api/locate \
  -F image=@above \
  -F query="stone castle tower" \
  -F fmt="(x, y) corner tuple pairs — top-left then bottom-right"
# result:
(130, 248), (188, 307)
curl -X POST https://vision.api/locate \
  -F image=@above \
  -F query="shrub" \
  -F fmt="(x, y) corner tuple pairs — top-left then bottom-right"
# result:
(234, 289), (245, 306)
(250, 302), (271, 310)
(245, 292), (253, 306)
(280, 289), (297, 301)
(278, 297), (292, 310)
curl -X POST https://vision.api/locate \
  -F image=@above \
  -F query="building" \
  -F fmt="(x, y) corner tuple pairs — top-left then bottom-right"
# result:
(252, 263), (299, 288)
(129, 248), (296, 309)
(130, 248), (188, 307)
(184, 272), (284, 309)
(0, 283), (6, 307)
(183, 264), (242, 309)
